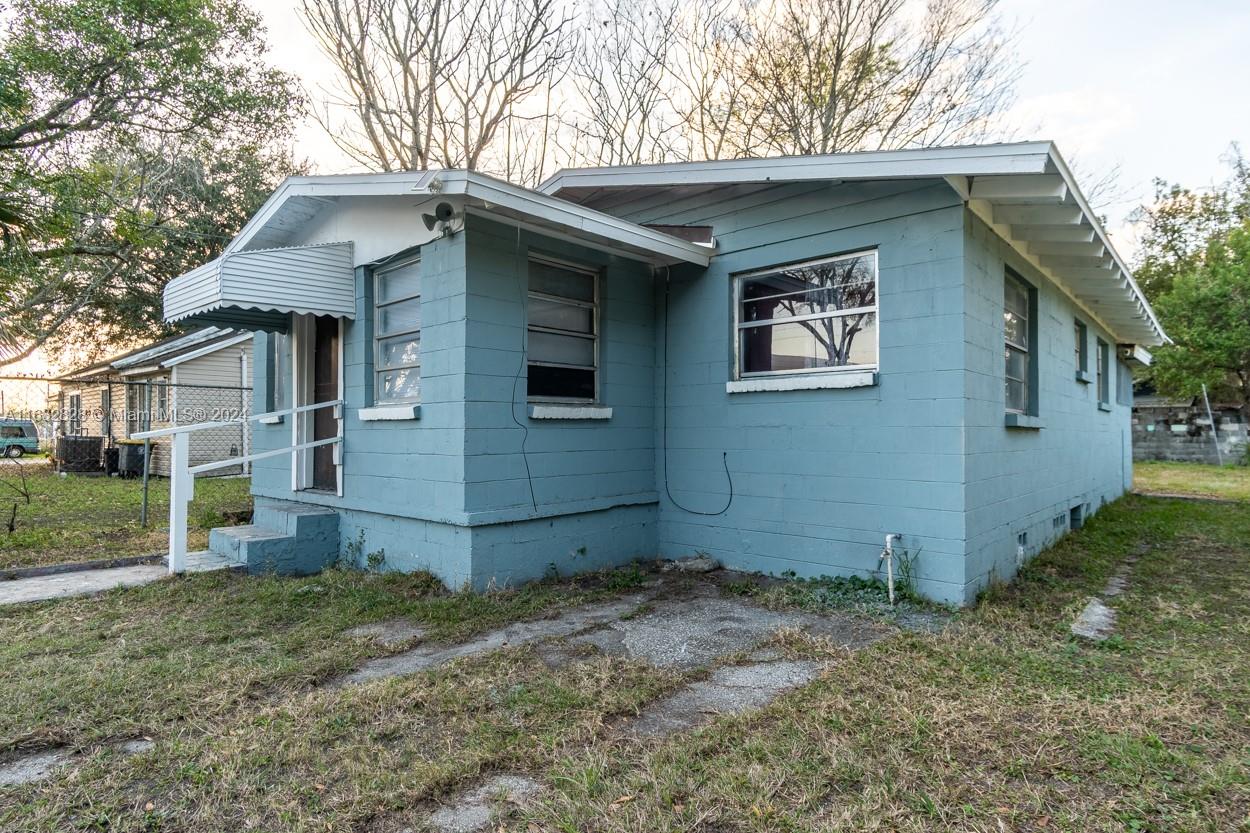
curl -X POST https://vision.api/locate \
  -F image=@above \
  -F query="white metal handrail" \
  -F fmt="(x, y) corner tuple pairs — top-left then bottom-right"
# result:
(133, 399), (343, 574)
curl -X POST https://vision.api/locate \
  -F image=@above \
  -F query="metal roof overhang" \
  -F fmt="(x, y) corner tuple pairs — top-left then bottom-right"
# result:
(538, 142), (1167, 347)
(422, 170), (713, 267)
(162, 241), (355, 332)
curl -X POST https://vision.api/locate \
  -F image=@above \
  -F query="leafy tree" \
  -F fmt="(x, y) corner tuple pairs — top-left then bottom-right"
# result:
(0, 0), (302, 367)
(1151, 221), (1250, 416)
(1132, 149), (1250, 299)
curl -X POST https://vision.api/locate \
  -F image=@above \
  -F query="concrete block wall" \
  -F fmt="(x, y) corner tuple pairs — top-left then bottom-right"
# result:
(1133, 405), (1248, 464)
(250, 232), (477, 582)
(250, 219), (662, 587)
(611, 179), (974, 604)
(961, 212), (1133, 599)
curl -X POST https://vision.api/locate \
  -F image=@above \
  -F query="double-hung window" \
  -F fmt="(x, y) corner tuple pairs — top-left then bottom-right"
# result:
(527, 257), (598, 401)
(374, 258), (422, 403)
(734, 250), (878, 377)
(1004, 271), (1034, 414)
(1096, 338), (1110, 407)
(1074, 319), (1089, 381)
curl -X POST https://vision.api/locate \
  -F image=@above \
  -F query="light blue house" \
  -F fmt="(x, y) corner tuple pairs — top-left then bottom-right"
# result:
(161, 142), (1166, 605)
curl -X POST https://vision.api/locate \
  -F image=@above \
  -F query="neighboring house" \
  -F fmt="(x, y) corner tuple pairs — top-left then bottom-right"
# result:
(161, 141), (1166, 604)
(54, 328), (254, 475)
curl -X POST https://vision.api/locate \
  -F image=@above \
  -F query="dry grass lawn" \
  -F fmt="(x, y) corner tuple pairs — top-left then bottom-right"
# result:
(0, 462), (251, 571)
(1, 489), (1247, 831)
(1133, 459), (1250, 501)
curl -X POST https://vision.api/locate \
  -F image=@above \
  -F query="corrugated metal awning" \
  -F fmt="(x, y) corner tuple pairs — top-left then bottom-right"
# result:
(163, 242), (355, 331)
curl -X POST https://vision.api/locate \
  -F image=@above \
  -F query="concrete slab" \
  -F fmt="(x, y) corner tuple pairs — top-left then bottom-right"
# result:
(0, 551), (236, 606)
(567, 588), (882, 669)
(0, 738), (152, 787)
(1071, 597), (1117, 641)
(426, 775), (542, 833)
(624, 661), (821, 737)
(0, 564), (165, 606)
(335, 593), (652, 686)
(0, 748), (70, 787)
(343, 618), (427, 647)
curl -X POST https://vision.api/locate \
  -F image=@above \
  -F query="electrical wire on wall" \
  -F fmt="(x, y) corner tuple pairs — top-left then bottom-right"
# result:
(509, 223), (539, 511)
(661, 267), (733, 516)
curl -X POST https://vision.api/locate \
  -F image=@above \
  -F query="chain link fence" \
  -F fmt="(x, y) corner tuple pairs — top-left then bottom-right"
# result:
(40, 377), (253, 478)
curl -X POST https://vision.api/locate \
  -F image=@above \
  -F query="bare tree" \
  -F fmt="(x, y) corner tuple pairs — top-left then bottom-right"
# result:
(560, 0), (683, 167)
(302, 0), (574, 176)
(677, 0), (1017, 159)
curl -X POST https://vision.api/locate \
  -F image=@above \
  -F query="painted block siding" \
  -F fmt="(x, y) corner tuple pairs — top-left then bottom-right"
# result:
(617, 180), (973, 602)
(960, 213), (1131, 596)
(250, 217), (660, 587)
(247, 178), (1133, 604)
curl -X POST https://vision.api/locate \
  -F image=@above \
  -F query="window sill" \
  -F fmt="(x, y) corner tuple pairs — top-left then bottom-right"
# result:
(359, 404), (420, 422)
(528, 404), (613, 420)
(1098, 401), (1112, 412)
(1005, 413), (1044, 430)
(726, 370), (877, 394)
(1075, 369), (1092, 384)
(258, 415), (284, 425)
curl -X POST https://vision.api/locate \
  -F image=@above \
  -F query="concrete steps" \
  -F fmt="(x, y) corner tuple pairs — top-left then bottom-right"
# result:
(208, 499), (339, 575)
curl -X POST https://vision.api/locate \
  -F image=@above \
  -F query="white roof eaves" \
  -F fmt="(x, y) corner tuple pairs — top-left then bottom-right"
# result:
(536, 141), (1167, 346)
(428, 170), (712, 266)
(225, 171), (441, 254)
(1043, 145), (1168, 344)
(536, 141), (1056, 195)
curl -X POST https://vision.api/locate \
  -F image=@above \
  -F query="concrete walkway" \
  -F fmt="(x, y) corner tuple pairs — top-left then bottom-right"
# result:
(0, 551), (238, 606)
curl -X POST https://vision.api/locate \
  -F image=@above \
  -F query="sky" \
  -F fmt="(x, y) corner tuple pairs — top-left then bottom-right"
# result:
(244, 0), (1250, 251)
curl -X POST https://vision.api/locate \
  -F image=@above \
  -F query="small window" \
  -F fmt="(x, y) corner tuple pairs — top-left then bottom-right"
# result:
(374, 258), (421, 403)
(68, 393), (82, 434)
(1074, 319), (1088, 378)
(0, 426), (20, 438)
(155, 378), (169, 422)
(1096, 339), (1110, 405)
(527, 257), (598, 401)
(734, 250), (878, 378)
(1004, 271), (1035, 414)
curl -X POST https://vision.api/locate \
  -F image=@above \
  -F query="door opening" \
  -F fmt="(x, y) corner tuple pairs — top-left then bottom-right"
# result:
(293, 314), (342, 493)
(311, 315), (339, 491)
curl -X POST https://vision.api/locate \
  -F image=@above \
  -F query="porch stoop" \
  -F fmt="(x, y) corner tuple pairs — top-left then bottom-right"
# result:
(208, 499), (340, 575)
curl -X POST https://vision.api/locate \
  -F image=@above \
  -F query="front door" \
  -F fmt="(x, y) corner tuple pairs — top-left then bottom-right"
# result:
(311, 315), (339, 491)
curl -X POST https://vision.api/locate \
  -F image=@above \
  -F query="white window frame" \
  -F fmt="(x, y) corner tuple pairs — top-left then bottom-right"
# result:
(526, 255), (600, 404)
(373, 255), (422, 405)
(732, 250), (880, 380)
(67, 393), (82, 434)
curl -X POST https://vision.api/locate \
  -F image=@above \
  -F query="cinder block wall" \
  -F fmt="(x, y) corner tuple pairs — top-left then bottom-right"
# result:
(961, 212), (1133, 600)
(251, 231), (476, 580)
(613, 180), (974, 604)
(458, 216), (660, 586)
